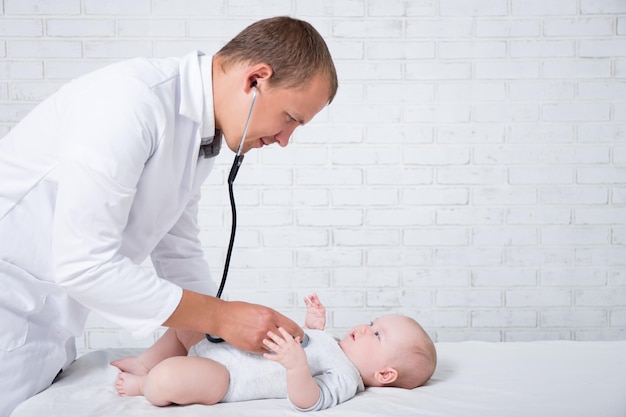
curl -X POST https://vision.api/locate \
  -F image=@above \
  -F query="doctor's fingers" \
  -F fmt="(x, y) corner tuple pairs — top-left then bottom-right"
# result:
(271, 310), (304, 341)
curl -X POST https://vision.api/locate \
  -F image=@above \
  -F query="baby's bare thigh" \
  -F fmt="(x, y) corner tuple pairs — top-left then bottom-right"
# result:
(145, 356), (229, 406)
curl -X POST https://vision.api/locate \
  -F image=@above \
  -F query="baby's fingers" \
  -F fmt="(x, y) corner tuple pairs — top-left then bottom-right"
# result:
(264, 330), (285, 345)
(277, 326), (298, 344)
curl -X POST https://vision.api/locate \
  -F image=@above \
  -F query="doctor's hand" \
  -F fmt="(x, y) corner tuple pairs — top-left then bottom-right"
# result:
(214, 300), (304, 354)
(163, 290), (303, 355)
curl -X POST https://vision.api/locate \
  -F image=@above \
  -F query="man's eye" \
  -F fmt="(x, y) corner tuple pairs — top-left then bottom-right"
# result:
(369, 321), (373, 326)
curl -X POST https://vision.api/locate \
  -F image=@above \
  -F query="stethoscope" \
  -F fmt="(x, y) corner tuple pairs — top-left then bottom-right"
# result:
(203, 84), (310, 348)
(205, 83), (257, 344)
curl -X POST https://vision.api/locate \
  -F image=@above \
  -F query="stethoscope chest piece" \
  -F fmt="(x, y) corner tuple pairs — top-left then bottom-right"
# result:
(300, 333), (310, 348)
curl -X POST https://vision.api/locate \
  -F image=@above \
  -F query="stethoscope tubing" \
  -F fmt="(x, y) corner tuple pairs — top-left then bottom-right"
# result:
(205, 86), (310, 349)
(206, 86), (257, 344)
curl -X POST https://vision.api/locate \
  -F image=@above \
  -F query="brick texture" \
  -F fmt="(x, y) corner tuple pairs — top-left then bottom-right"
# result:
(1, 0), (624, 353)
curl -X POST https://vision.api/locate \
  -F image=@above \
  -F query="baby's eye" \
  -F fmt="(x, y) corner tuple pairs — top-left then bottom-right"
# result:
(374, 331), (380, 339)
(369, 321), (373, 326)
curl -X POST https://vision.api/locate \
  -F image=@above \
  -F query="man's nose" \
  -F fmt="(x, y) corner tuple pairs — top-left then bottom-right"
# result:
(276, 126), (296, 147)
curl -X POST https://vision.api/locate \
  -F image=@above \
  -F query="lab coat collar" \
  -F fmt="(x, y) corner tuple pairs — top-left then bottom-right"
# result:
(178, 51), (217, 140)
(199, 54), (217, 139)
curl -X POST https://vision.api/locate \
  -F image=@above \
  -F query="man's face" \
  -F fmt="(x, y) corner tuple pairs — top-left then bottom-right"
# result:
(224, 72), (330, 154)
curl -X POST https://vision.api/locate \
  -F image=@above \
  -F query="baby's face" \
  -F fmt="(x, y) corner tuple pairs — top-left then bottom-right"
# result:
(339, 315), (420, 385)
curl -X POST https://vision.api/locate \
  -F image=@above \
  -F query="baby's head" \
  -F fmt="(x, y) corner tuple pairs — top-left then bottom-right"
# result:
(339, 314), (437, 389)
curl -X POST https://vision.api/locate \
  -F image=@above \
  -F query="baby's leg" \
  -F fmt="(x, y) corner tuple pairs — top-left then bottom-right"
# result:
(112, 328), (205, 375)
(141, 356), (229, 406)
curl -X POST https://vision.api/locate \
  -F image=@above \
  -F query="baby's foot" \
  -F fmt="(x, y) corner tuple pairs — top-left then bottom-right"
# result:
(111, 356), (149, 376)
(115, 372), (143, 397)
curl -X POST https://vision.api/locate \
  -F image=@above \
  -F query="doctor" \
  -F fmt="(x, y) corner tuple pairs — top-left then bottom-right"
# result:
(0, 16), (338, 417)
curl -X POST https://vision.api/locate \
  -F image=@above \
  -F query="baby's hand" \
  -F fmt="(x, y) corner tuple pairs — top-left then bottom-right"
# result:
(304, 293), (326, 330)
(263, 327), (308, 371)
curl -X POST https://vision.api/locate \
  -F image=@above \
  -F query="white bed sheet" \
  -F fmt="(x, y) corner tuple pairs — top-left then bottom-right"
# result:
(11, 341), (626, 417)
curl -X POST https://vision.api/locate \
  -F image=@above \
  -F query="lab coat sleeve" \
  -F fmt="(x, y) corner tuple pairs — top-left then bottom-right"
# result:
(51, 76), (182, 338)
(150, 189), (217, 296)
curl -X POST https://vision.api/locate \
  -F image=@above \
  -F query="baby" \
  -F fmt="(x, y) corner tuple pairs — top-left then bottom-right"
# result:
(112, 294), (437, 411)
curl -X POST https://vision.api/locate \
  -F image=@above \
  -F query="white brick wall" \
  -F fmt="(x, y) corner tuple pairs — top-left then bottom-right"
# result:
(1, 0), (625, 353)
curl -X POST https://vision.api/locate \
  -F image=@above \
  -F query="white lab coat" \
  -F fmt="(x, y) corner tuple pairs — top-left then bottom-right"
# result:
(0, 51), (218, 416)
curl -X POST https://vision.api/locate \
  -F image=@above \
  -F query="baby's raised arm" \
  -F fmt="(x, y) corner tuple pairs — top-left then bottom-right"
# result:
(304, 294), (326, 330)
(263, 294), (327, 410)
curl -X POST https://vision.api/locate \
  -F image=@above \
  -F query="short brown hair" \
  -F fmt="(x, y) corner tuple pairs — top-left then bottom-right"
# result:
(216, 16), (338, 103)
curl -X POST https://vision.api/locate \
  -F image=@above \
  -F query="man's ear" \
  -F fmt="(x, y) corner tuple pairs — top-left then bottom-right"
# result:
(244, 63), (273, 92)
(375, 367), (398, 385)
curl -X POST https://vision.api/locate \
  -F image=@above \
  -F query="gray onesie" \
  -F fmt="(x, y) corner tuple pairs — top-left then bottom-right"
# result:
(188, 329), (365, 411)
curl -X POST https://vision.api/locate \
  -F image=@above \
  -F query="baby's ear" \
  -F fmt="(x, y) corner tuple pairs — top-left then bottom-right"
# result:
(375, 367), (398, 385)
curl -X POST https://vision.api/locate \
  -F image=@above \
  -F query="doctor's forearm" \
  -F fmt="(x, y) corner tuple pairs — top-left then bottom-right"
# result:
(162, 290), (225, 333)
(162, 290), (304, 354)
